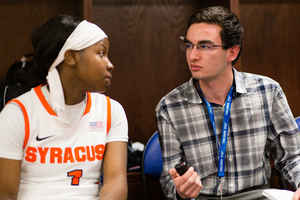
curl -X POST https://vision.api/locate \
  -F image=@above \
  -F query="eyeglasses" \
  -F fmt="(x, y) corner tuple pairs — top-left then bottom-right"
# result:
(179, 36), (223, 53)
(180, 43), (223, 52)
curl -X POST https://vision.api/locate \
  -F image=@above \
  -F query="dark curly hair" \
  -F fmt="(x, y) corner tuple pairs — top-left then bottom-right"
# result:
(188, 6), (244, 65)
(14, 14), (83, 97)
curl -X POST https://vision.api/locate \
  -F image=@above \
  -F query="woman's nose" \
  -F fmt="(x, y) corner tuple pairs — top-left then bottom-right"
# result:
(107, 59), (114, 72)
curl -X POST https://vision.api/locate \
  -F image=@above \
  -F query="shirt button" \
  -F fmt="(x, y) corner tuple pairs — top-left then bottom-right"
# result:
(228, 157), (233, 162)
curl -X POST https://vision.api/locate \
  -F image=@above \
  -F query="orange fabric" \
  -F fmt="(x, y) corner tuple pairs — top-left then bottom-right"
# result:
(9, 99), (30, 149)
(34, 85), (56, 116)
(8, 88), (110, 150)
(83, 92), (92, 115)
(106, 96), (111, 134)
(34, 85), (92, 116)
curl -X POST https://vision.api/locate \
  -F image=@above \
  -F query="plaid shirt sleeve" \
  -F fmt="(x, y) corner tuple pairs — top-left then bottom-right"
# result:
(156, 99), (183, 200)
(268, 82), (300, 188)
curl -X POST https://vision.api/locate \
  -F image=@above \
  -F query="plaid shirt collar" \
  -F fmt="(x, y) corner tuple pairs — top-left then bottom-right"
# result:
(187, 67), (247, 105)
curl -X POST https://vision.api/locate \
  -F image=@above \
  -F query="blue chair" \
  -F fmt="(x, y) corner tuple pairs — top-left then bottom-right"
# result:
(295, 116), (300, 130)
(140, 131), (164, 200)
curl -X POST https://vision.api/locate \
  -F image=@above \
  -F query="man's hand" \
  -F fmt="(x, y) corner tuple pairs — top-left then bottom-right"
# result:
(169, 167), (202, 199)
(292, 187), (300, 200)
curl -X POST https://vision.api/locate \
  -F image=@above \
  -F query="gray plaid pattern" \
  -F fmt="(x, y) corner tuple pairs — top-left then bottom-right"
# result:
(155, 68), (300, 200)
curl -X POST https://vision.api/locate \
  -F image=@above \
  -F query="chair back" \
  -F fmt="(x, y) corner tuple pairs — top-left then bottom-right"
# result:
(141, 131), (164, 200)
(295, 116), (300, 130)
(142, 131), (163, 179)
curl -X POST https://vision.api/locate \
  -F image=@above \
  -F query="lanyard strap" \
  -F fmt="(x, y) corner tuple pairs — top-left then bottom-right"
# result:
(198, 84), (233, 177)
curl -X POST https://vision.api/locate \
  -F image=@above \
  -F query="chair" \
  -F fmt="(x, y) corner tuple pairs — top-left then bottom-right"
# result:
(140, 131), (165, 200)
(295, 116), (300, 129)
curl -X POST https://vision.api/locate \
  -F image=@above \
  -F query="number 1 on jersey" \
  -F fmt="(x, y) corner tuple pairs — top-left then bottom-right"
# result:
(67, 169), (83, 186)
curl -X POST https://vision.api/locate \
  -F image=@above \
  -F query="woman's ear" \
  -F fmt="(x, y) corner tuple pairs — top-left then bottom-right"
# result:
(64, 49), (77, 67)
(227, 45), (240, 63)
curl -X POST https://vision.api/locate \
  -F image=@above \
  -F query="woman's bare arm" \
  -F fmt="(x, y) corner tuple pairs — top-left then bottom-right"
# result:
(0, 158), (21, 200)
(99, 142), (128, 200)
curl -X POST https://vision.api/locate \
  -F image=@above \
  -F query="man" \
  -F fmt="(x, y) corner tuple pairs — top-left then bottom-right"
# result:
(155, 6), (300, 200)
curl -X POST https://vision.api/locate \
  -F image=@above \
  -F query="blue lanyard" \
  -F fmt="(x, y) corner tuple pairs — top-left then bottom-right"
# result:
(198, 84), (233, 177)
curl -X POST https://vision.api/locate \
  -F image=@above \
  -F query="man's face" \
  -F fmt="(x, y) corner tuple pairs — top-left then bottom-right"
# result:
(185, 23), (231, 82)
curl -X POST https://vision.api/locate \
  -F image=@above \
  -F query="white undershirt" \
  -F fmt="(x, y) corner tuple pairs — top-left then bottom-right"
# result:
(41, 85), (86, 128)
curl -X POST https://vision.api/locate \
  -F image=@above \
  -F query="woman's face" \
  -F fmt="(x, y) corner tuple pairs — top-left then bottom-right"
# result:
(74, 38), (114, 93)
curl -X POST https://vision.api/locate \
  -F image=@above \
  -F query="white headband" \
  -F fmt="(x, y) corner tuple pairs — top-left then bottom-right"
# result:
(46, 20), (107, 123)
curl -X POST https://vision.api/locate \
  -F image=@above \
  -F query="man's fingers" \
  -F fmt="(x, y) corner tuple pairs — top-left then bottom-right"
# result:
(169, 168), (179, 179)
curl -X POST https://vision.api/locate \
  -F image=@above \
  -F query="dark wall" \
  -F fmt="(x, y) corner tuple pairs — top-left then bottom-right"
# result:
(0, 0), (83, 85)
(239, 0), (300, 119)
(93, 0), (233, 144)
(1, 0), (299, 146)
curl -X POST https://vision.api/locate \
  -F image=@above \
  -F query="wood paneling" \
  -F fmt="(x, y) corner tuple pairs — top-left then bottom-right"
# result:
(127, 172), (143, 200)
(239, 0), (300, 118)
(93, 0), (232, 144)
(0, 0), (237, 144)
(239, 0), (300, 190)
(93, 0), (201, 144)
(2, 0), (297, 147)
(0, 0), (83, 85)
(82, 0), (93, 22)
(1, 0), (297, 196)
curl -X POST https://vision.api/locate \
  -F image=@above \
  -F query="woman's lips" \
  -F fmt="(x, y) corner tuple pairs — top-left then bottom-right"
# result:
(105, 75), (112, 85)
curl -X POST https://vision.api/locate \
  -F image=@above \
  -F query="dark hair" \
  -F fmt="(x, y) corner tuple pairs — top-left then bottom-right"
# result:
(14, 14), (83, 97)
(188, 6), (244, 65)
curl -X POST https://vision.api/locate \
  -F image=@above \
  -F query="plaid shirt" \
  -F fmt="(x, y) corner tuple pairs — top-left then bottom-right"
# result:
(155, 68), (300, 199)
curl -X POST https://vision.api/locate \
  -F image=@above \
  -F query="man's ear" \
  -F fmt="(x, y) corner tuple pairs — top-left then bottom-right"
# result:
(64, 49), (77, 67)
(227, 45), (240, 63)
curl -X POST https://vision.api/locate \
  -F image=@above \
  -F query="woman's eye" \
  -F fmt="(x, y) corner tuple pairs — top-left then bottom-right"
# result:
(99, 51), (104, 57)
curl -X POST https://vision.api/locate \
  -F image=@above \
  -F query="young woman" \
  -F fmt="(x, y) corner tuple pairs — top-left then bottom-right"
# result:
(0, 15), (128, 200)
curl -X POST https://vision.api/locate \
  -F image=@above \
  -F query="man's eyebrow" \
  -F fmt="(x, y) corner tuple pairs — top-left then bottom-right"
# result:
(198, 40), (214, 44)
(183, 38), (192, 43)
(184, 38), (214, 44)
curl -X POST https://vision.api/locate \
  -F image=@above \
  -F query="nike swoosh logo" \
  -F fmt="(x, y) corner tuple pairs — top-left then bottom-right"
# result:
(36, 135), (54, 141)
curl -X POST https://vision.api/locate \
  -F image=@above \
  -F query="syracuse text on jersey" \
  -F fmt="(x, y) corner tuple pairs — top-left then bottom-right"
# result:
(24, 144), (105, 163)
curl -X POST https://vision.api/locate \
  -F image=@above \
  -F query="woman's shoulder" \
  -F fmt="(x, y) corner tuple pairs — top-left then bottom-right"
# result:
(90, 93), (125, 112)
